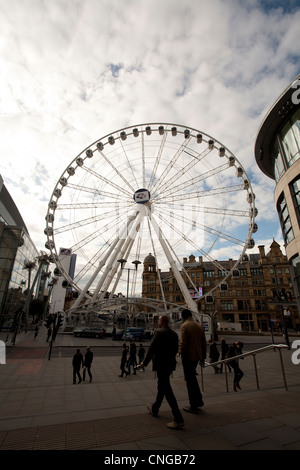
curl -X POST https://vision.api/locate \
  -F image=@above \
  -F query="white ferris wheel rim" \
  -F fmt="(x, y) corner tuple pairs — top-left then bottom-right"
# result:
(45, 122), (257, 307)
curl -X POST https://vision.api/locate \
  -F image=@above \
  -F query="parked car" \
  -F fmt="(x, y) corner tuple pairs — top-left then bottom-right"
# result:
(73, 326), (106, 338)
(125, 327), (146, 341)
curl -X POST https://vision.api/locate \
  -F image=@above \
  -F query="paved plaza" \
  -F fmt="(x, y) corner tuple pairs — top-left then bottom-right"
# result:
(0, 329), (300, 451)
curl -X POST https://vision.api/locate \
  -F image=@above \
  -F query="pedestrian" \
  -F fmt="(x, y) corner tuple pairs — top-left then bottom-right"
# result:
(141, 314), (184, 430)
(127, 339), (137, 375)
(209, 341), (220, 373)
(72, 348), (84, 384)
(179, 309), (206, 414)
(119, 343), (129, 377)
(112, 326), (116, 341)
(220, 338), (232, 374)
(83, 346), (93, 383)
(138, 343), (145, 370)
(227, 341), (244, 391)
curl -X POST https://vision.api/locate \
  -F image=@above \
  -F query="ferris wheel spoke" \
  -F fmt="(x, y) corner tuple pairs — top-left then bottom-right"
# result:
(154, 162), (233, 201)
(82, 164), (132, 198)
(66, 182), (131, 203)
(118, 137), (140, 189)
(148, 132), (168, 191)
(53, 210), (117, 235)
(155, 204), (245, 247)
(97, 147), (136, 193)
(151, 136), (192, 195)
(154, 146), (213, 197)
(157, 184), (245, 204)
(155, 202), (250, 218)
(154, 210), (232, 274)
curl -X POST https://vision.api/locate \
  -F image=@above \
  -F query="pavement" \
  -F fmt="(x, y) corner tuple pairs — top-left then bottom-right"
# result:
(0, 328), (300, 453)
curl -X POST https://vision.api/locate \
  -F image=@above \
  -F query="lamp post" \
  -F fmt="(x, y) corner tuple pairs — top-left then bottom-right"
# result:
(117, 259), (141, 343)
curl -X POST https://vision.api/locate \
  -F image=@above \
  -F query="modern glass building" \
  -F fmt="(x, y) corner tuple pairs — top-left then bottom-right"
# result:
(0, 175), (42, 329)
(255, 73), (300, 315)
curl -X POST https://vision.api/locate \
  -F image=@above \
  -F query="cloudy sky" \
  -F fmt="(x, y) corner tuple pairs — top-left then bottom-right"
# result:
(1, 0), (300, 271)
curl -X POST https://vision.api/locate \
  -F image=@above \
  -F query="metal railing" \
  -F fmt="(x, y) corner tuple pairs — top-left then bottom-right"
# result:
(201, 344), (289, 393)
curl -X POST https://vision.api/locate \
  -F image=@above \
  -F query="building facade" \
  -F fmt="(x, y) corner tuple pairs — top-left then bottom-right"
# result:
(255, 74), (300, 317)
(142, 241), (299, 333)
(0, 175), (43, 329)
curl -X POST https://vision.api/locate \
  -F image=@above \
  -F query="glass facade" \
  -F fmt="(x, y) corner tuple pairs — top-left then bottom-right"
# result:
(0, 222), (39, 327)
(290, 175), (300, 227)
(273, 108), (300, 183)
(277, 192), (294, 245)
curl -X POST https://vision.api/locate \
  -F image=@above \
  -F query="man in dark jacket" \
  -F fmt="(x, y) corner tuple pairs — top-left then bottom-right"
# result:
(141, 315), (184, 430)
(72, 349), (84, 384)
(83, 346), (93, 383)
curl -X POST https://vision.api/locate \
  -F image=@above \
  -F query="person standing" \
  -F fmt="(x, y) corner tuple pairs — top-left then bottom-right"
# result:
(72, 348), (84, 384)
(228, 341), (244, 391)
(209, 341), (220, 374)
(179, 309), (206, 414)
(141, 315), (184, 430)
(83, 346), (93, 383)
(119, 344), (129, 377)
(128, 339), (137, 375)
(220, 338), (232, 374)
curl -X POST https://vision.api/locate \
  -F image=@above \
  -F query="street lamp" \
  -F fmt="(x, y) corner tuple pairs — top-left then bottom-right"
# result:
(117, 259), (141, 343)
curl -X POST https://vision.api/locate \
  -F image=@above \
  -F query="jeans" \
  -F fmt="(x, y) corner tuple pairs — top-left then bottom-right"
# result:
(152, 369), (183, 423)
(182, 359), (203, 408)
(73, 367), (82, 383)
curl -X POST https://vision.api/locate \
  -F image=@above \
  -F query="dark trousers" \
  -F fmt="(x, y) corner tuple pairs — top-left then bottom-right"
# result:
(182, 359), (203, 408)
(152, 369), (183, 423)
(231, 363), (244, 385)
(83, 365), (92, 381)
(73, 367), (82, 383)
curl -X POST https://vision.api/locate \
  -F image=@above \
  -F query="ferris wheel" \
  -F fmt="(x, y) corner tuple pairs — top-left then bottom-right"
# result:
(45, 122), (257, 311)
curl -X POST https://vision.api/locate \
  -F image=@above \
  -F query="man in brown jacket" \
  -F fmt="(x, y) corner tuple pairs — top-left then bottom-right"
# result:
(179, 309), (207, 413)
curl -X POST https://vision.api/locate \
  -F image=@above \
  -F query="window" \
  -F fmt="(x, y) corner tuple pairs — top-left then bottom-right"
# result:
(251, 268), (263, 276)
(277, 192), (294, 244)
(280, 108), (300, 168)
(290, 175), (300, 228)
(272, 138), (285, 182)
(204, 270), (214, 278)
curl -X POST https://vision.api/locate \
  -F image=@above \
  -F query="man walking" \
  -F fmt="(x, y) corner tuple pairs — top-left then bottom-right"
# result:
(141, 315), (184, 430)
(72, 348), (84, 384)
(179, 309), (206, 413)
(83, 346), (93, 383)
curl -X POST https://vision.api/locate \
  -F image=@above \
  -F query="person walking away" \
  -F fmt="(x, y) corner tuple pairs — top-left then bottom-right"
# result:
(72, 349), (84, 384)
(179, 309), (206, 414)
(119, 344), (129, 377)
(227, 341), (244, 391)
(128, 339), (137, 375)
(138, 343), (145, 370)
(220, 338), (232, 374)
(141, 315), (184, 430)
(83, 346), (93, 382)
(209, 341), (220, 373)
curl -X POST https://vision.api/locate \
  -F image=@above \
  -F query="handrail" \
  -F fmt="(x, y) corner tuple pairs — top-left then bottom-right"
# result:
(201, 344), (289, 393)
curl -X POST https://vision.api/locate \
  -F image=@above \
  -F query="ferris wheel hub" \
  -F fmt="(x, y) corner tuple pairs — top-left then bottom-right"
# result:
(133, 188), (151, 204)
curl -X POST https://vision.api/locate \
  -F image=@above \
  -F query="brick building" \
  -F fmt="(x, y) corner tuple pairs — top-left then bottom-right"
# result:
(142, 241), (299, 333)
